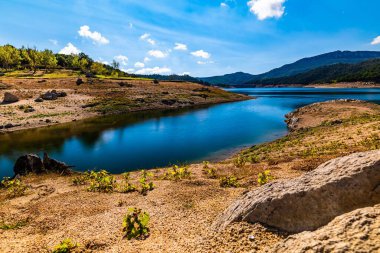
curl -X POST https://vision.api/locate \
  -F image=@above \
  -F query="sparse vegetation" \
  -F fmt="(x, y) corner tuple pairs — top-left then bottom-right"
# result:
(219, 176), (239, 188)
(122, 208), (150, 240)
(0, 219), (28, 230)
(163, 165), (191, 180)
(233, 155), (246, 168)
(0, 177), (28, 198)
(52, 238), (79, 253)
(139, 170), (154, 195)
(87, 170), (116, 193)
(119, 172), (137, 193)
(202, 161), (217, 179)
(257, 170), (274, 186)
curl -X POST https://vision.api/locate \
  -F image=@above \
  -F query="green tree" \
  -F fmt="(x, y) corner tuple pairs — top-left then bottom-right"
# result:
(21, 47), (42, 73)
(90, 62), (107, 75)
(41, 49), (57, 72)
(0, 45), (21, 70)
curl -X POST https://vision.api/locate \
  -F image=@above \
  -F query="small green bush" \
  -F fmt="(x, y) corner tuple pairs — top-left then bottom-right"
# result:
(52, 238), (79, 253)
(119, 172), (137, 193)
(0, 220), (28, 230)
(233, 155), (246, 168)
(72, 171), (91, 185)
(87, 170), (116, 193)
(122, 208), (150, 240)
(202, 161), (217, 179)
(163, 165), (191, 181)
(219, 176), (239, 188)
(139, 170), (154, 195)
(257, 170), (273, 186)
(1, 177), (28, 198)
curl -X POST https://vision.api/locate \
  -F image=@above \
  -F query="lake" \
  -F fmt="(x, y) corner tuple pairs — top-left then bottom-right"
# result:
(1, 87), (380, 178)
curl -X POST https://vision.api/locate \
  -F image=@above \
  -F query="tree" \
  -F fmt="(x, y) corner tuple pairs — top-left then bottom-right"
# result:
(41, 49), (57, 72)
(111, 60), (120, 70)
(0, 45), (20, 70)
(90, 62), (107, 75)
(21, 47), (42, 73)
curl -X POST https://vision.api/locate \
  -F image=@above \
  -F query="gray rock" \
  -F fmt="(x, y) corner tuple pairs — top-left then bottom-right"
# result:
(270, 205), (380, 253)
(76, 78), (84, 86)
(34, 97), (43, 103)
(213, 150), (380, 233)
(41, 91), (58, 100)
(14, 154), (45, 175)
(3, 92), (19, 104)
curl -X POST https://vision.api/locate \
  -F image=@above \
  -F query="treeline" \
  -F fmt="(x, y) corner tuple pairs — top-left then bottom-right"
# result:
(0, 44), (130, 77)
(141, 74), (210, 85)
(248, 59), (380, 85)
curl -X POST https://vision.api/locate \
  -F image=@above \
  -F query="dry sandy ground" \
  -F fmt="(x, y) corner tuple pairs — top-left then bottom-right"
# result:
(0, 100), (379, 252)
(0, 77), (248, 132)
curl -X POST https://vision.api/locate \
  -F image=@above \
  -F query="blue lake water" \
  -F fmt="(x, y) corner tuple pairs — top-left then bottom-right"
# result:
(1, 87), (380, 178)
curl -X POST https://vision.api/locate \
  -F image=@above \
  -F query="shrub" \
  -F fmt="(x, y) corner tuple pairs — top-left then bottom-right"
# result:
(119, 172), (137, 193)
(52, 238), (79, 253)
(233, 155), (246, 168)
(163, 165), (191, 181)
(139, 170), (154, 195)
(87, 170), (116, 193)
(257, 170), (273, 186)
(1, 177), (28, 198)
(72, 171), (91, 185)
(0, 219), (28, 230)
(122, 208), (150, 240)
(219, 176), (239, 188)
(202, 161), (217, 179)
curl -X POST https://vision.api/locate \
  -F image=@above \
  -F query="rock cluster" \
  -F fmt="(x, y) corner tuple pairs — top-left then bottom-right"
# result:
(213, 150), (380, 233)
(40, 90), (67, 101)
(13, 153), (72, 176)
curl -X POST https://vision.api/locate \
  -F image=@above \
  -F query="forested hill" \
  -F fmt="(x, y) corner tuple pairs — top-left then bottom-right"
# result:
(200, 51), (380, 85)
(248, 59), (380, 85)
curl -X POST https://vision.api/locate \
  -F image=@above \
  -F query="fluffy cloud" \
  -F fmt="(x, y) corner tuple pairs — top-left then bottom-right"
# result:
(78, 25), (109, 45)
(181, 72), (191, 75)
(134, 62), (145, 68)
(371, 36), (380, 45)
(114, 55), (129, 66)
(247, 0), (285, 20)
(59, 43), (81, 55)
(135, 66), (171, 75)
(148, 50), (168, 58)
(220, 2), (228, 8)
(140, 33), (156, 45)
(191, 50), (211, 59)
(174, 43), (188, 51)
(144, 57), (151, 63)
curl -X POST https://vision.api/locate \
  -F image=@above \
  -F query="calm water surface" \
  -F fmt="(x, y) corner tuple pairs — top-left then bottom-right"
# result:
(1, 87), (380, 178)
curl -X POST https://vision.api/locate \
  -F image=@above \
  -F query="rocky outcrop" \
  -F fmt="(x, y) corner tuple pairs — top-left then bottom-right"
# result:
(270, 205), (380, 253)
(213, 150), (380, 233)
(2, 92), (19, 104)
(13, 153), (72, 176)
(13, 154), (45, 175)
(40, 90), (67, 101)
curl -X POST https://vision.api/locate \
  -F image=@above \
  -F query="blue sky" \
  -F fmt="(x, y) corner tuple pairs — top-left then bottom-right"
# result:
(1, 0), (380, 76)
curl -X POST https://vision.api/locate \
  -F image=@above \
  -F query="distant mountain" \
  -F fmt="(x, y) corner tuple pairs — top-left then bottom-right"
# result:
(199, 51), (380, 85)
(251, 58), (380, 85)
(137, 74), (209, 85)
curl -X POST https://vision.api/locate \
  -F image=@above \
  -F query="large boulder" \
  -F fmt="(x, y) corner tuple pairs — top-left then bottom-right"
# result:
(213, 150), (380, 233)
(2, 92), (19, 104)
(43, 152), (72, 175)
(41, 91), (58, 100)
(270, 205), (380, 252)
(13, 154), (45, 175)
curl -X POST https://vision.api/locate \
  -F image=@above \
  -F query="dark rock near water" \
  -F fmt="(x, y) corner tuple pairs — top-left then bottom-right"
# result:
(3, 92), (19, 104)
(14, 154), (45, 176)
(13, 153), (72, 176)
(161, 99), (177, 106)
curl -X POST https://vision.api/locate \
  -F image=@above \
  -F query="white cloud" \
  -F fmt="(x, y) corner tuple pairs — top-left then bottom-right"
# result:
(182, 72), (191, 75)
(135, 66), (172, 75)
(174, 43), (188, 51)
(371, 36), (380, 45)
(125, 68), (135, 73)
(144, 57), (151, 63)
(134, 62), (145, 68)
(220, 2), (228, 8)
(148, 50), (168, 58)
(191, 50), (211, 59)
(49, 39), (58, 46)
(140, 33), (156, 45)
(247, 0), (285, 20)
(197, 60), (215, 65)
(59, 43), (81, 55)
(114, 55), (129, 66)
(78, 25), (109, 45)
